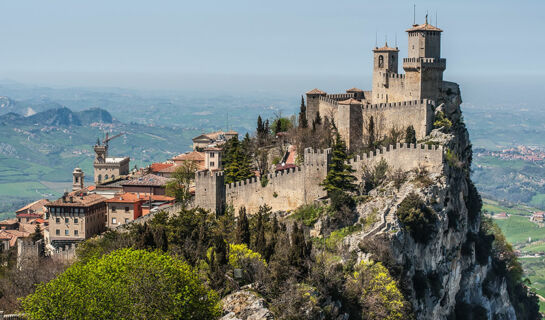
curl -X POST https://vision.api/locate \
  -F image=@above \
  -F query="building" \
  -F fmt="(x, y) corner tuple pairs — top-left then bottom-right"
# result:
(204, 147), (223, 171)
(93, 136), (130, 184)
(121, 174), (171, 195)
(171, 151), (205, 169)
(72, 167), (85, 191)
(105, 193), (175, 228)
(15, 198), (49, 223)
(305, 17), (444, 150)
(192, 130), (238, 150)
(45, 191), (107, 248)
(149, 162), (175, 175)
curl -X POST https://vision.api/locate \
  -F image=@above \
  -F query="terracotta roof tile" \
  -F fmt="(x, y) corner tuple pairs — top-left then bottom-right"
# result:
(47, 193), (106, 207)
(347, 87), (364, 92)
(171, 151), (205, 162)
(150, 163), (174, 172)
(16, 199), (49, 214)
(406, 23), (443, 32)
(122, 174), (172, 187)
(306, 88), (326, 95)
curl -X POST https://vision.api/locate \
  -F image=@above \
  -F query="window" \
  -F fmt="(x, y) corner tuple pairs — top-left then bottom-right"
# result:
(65, 230), (69, 236)
(125, 207), (129, 212)
(105, 174), (109, 180)
(65, 217), (69, 224)
(56, 229), (60, 235)
(74, 230), (79, 236)
(56, 217), (60, 224)
(210, 152), (215, 158)
(378, 55), (384, 68)
(112, 206), (116, 212)
(210, 162), (215, 167)
(74, 218), (78, 224)
(98, 174), (102, 183)
(75, 177), (79, 183)
(112, 218), (117, 224)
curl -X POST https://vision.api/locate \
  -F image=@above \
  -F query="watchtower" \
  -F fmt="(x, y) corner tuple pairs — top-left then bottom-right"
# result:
(94, 139), (107, 164)
(371, 43), (400, 104)
(403, 16), (446, 102)
(72, 167), (84, 191)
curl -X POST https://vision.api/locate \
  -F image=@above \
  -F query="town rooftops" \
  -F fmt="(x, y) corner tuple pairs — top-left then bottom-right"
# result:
(150, 162), (174, 172)
(121, 174), (171, 187)
(46, 193), (106, 208)
(106, 192), (175, 204)
(0, 229), (30, 247)
(171, 151), (205, 162)
(406, 23), (443, 32)
(306, 88), (326, 95)
(192, 131), (238, 142)
(338, 98), (363, 105)
(16, 198), (49, 214)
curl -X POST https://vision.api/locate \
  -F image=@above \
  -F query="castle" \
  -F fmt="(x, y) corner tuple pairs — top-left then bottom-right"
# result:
(194, 18), (449, 214)
(306, 16), (444, 150)
(93, 133), (130, 184)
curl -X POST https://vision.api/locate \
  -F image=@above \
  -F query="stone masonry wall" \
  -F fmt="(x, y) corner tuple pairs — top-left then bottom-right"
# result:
(350, 143), (444, 183)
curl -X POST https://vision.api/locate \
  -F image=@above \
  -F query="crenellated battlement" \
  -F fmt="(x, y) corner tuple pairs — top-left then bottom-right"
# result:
(362, 99), (434, 111)
(326, 93), (355, 101)
(196, 170), (224, 179)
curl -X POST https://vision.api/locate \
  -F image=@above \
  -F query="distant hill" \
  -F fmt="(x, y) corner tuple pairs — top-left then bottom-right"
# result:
(0, 106), (113, 127)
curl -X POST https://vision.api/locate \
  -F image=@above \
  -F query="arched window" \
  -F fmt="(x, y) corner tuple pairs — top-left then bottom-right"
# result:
(378, 55), (384, 68)
(98, 174), (102, 183)
(105, 174), (109, 180)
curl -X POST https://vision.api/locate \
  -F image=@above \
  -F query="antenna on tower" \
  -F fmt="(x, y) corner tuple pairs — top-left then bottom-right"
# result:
(413, 4), (416, 25)
(426, 11), (428, 24)
(385, 34), (388, 46)
(436, 10), (438, 26)
(395, 33), (397, 47)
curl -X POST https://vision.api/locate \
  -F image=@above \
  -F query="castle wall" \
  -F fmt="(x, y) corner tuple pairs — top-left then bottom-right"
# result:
(316, 96), (338, 123)
(361, 99), (433, 140)
(350, 143), (444, 182)
(195, 171), (225, 214)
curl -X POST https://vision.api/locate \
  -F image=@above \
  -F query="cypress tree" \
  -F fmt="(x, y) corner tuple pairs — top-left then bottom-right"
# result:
(236, 207), (250, 245)
(320, 133), (357, 194)
(257, 116), (264, 136)
(368, 116), (376, 148)
(31, 224), (43, 243)
(299, 96), (308, 129)
(254, 211), (266, 255)
(405, 125), (416, 145)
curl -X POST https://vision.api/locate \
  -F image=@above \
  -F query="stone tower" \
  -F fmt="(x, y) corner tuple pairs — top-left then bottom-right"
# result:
(403, 17), (446, 102)
(72, 167), (84, 191)
(371, 43), (400, 104)
(94, 139), (107, 164)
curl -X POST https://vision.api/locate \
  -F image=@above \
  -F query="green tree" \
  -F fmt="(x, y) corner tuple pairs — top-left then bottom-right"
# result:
(236, 207), (250, 246)
(312, 110), (322, 130)
(320, 134), (357, 195)
(21, 249), (221, 320)
(272, 117), (292, 135)
(166, 160), (197, 205)
(405, 125), (416, 144)
(298, 96), (308, 129)
(31, 224), (43, 243)
(224, 137), (254, 184)
(367, 115), (376, 148)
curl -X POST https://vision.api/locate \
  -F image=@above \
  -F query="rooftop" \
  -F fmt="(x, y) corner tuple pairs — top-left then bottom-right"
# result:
(16, 198), (49, 214)
(306, 88), (326, 95)
(150, 162), (174, 172)
(47, 193), (106, 207)
(406, 23), (443, 32)
(373, 44), (399, 52)
(171, 151), (205, 162)
(106, 192), (175, 204)
(121, 174), (171, 187)
(346, 87), (364, 92)
(105, 157), (129, 164)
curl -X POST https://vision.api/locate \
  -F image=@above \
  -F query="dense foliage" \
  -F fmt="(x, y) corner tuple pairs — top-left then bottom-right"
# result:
(396, 192), (438, 243)
(22, 249), (221, 319)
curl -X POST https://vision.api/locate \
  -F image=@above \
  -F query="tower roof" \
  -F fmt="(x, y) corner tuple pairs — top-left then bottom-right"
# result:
(346, 87), (364, 92)
(306, 88), (326, 95)
(406, 23), (443, 32)
(373, 43), (399, 52)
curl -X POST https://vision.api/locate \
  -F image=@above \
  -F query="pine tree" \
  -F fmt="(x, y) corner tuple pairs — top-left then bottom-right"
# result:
(298, 96), (308, 129)
(254, 211), (266, 255)
(312, 110), (322, 130)
(224, 137), (254, 184)
(320, 134), (357, 194)
(31, 224), (43, 243)
(236, 207), (250, 245)
(405, 125), (416, 145)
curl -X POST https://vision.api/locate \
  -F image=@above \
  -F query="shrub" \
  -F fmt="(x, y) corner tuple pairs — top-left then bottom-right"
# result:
(390, 168), (407, 190)
(345, 260), (410, 320)
(21, 249), (221, 319)
(361, 208), (379, 231)
(273, 191), (278, 198)
(261, 176), (269, 187)
(228, 243), (267, 269)
(412, 164), (433, 187)
(433, 111), (452, 129)
(361, 158), (389, 194)
(396, 193), (438, 244)
(272, 156), (281, 165)
(292, 204), (323, 227)
(445, 148), (463, 168)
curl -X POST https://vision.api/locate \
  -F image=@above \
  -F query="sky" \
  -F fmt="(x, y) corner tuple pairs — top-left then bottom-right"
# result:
(0, 0), (544, 96)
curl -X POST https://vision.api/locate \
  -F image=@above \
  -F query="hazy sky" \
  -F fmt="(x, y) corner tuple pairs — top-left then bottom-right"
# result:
(0, 0), (543, 92)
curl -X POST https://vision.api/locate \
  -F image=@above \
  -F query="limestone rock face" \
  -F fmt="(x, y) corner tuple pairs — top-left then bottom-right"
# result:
(340, 85), (518, 319)
(220, 290), (274, 320)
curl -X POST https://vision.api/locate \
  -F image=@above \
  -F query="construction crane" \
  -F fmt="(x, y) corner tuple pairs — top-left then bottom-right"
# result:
(103, 132), (124, 147)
